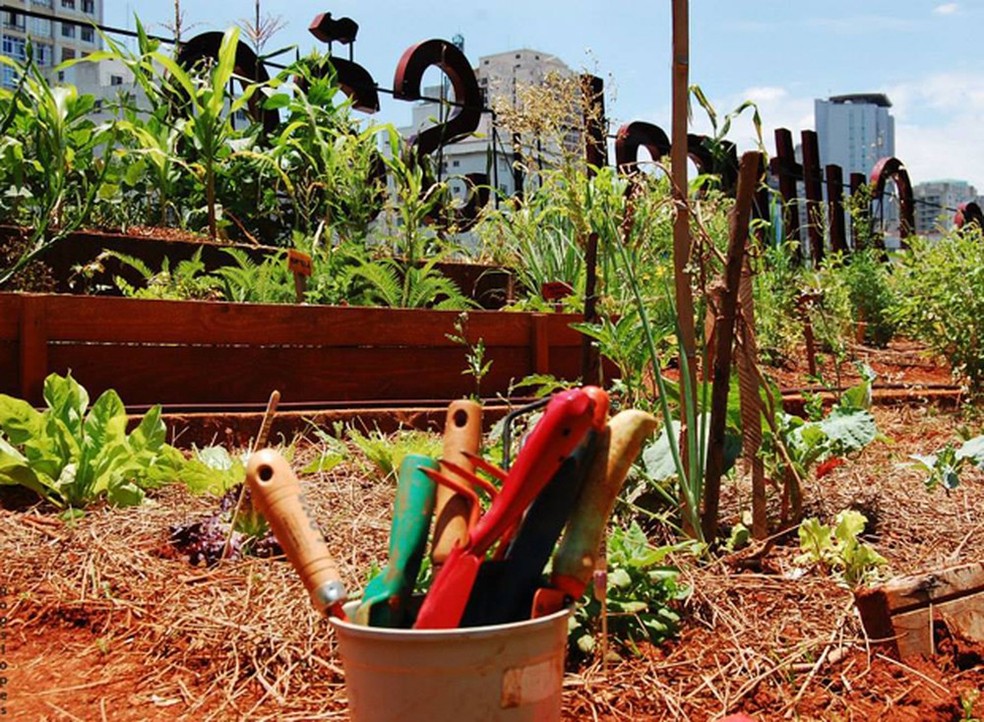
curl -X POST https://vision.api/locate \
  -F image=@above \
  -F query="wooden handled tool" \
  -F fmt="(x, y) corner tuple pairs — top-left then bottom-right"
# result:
(415, 388), (597, 629)
(532, 409), (658, 617)
(246, 448), (347, 618)
(431, 399), (482, 565)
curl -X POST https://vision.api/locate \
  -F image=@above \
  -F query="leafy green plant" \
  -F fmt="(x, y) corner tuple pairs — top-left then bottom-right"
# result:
(892, 227), (984, 394)
(0, 51), (117, 287)
(569, 522), (692, 657)
(796, 510), (887, 587)
(446, 312), (493, 399)
(0, 372), (184, 513)
(346, 426), (442, 480)
(760, 373), (879, 526)
(109, 248), (221, 300)
(179, 445), (248, 496)
(911, 434), (984, 491)
(835, 249), (898, 347)
(153, 27), (261, 239)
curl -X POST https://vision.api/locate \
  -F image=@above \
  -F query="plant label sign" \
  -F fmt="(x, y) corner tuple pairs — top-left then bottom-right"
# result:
(287, 250), (313, 277)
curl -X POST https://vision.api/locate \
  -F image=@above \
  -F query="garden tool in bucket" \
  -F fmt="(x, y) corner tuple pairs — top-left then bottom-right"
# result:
(460, 388), (610, 627)
(246, 448), (348, 618)
(531, 409), (658, 617)
(414, 387), (597, 629)
(430, 399), (482, 567)
(354, 454), (438, 627)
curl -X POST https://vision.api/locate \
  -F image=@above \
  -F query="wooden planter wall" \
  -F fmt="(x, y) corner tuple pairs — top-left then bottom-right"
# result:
(0, 293), (583, 408)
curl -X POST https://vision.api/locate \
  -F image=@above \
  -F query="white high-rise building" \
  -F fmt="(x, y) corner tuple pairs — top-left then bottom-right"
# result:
(401, 47), (572, 200)
(815, 93), (898, 247)
(815, 93), (895, 177)
(1, 0), (105, 87)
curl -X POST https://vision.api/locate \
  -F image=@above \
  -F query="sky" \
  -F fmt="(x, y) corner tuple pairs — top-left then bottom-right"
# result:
(106, 1), (984, 190)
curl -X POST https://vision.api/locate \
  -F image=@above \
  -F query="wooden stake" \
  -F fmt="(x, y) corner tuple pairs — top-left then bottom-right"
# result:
(701, 152), (762, 541)
(221, 390), (281, 562)
(671, 0), (699, 536)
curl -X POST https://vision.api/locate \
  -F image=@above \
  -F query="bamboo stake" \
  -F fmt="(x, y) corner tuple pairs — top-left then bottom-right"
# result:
(671, 0), (699, 537)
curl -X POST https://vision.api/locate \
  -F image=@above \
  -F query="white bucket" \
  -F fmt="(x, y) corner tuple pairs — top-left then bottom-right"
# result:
(330, 604), (570, 722)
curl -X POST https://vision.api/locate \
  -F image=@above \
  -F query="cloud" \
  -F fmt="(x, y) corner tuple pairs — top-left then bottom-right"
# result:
(934, 3), (959, 15)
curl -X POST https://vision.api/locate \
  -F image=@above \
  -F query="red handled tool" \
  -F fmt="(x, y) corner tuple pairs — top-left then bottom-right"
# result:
(413, 388), (597, 629)
(246, 448), (348, 619)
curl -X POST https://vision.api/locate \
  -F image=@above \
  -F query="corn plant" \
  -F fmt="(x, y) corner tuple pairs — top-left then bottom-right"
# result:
(153, 27), (261, 239)
(0, 52), (117, 287)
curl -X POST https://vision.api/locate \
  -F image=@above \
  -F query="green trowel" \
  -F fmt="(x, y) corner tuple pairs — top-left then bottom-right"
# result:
(354, 453), (438, 627)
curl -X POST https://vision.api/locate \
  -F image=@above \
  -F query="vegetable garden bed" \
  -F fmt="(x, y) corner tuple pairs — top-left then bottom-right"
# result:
(3, 402), (983, 721)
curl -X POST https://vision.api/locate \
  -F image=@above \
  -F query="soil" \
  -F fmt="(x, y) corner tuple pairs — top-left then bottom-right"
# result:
(2, 349), (983, 721)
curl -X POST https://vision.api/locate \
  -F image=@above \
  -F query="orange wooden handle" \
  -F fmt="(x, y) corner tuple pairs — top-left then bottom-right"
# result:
(431, 399), (482, 564)
(246, 448), (346, 616)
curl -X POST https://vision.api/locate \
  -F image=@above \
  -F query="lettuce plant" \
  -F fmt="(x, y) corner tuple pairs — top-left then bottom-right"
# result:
(0, 372), (184, 514)
(796, 510), (887, 587)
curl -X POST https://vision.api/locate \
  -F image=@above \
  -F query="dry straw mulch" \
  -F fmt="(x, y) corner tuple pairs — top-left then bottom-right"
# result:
(2, 405), (983, 721)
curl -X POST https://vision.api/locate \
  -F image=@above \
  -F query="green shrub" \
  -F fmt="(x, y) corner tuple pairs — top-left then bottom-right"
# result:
(892, 228), (984, 393)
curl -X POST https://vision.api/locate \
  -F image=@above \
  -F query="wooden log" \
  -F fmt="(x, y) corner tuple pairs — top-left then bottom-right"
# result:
(855, 562), (984, 659)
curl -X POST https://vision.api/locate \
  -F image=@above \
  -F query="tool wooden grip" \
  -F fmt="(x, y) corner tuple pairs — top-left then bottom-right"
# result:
(431, 399), (482, 564)
(246, 448), (347, 616)
(551, 410), (658, 594)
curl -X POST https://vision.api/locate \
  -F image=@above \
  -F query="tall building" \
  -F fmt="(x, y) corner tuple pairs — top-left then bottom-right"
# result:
(401, 47), (573, 200)
(815, 93), (898, 247)
(1, 0), (105, 88)
(913, 179), (979, 237)
(815, 93), (895, 177)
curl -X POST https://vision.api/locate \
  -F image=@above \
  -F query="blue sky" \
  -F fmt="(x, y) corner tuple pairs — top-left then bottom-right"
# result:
(109, 2), (984, 188)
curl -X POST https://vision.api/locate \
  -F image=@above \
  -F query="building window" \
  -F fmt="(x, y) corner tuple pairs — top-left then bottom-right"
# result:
(29, 17), (52, 37)
(2, 66), (18, 89)
(34, 43), (53, 66)
(93, 98), (102, 111)
(2, 37), (27, 64)
(61, 47), (75, 62)
(82, 0), (94, 12)
(110, 74), (123, 86)
(452, 160), (460, 167)
(4, 11), (26, 31)
(61, 0), (75, 8)
(61, 22), (76, 38)
(32, 0), (54, 7)
(80, 26), (93, 42)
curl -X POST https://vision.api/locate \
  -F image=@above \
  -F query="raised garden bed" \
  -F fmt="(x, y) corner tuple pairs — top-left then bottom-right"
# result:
(0, 292), (582, 409)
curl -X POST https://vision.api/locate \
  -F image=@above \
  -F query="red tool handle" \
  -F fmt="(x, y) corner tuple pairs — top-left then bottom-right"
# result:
(468, 388), (596, 556)
(246, 448), (348, 618)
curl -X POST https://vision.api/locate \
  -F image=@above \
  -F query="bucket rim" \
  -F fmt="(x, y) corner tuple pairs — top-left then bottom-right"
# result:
(330, 604), (571, 641)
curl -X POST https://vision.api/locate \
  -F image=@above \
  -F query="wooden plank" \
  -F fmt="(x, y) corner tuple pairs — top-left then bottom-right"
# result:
(19, 295), (46, 404)
(49, 344), (535, 405)
(874, 563), (984, 613)
(856, 562), (984, 659)
(532, 313), (549, 374)
(0, 294), (19, 340)
(0, 342), (16, 395)
(20, 293), (584, 349)
(892, 591), (984, 659)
